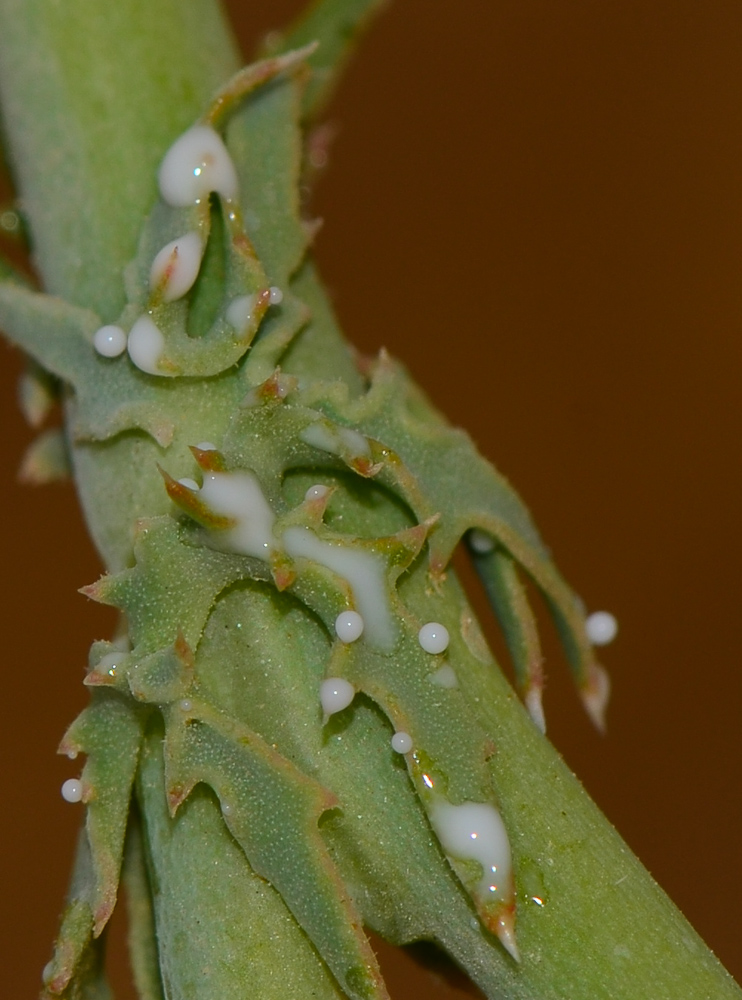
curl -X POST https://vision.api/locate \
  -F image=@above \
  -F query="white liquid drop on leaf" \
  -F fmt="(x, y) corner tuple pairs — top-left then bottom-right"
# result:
(418, 622), (449, 654)
(200, 471), (276, 558)
(158, 125), (238, 206)
(128, 316), (165, 375)
(284, 527), (393, 647)
(334, 610), (364, 643)
(320, 677), (355, 716)
(149, 231), (203, 301)
(585, 611), (618, 646)
(61, 778), (83, 803)
(93, 324), (127, 358)
(391, 731), (413, 753)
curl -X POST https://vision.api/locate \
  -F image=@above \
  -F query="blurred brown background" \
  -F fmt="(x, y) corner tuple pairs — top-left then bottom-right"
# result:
(2, 0), (741, 995)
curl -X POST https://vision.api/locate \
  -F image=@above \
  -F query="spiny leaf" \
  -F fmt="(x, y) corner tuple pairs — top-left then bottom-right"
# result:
(137, 728), (348, 1000)
(18, 426), (70, 483)
(163, 704), (388, 1000)
(59, 690), (145, 935)
(264, 0), (390, 122)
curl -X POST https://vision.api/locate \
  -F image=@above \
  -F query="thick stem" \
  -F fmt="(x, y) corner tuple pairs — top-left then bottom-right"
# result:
(0, 2), (739, 999)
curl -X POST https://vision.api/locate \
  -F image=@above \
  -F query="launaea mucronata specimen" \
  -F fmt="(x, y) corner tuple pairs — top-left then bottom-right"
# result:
(0, 2), (739, 999)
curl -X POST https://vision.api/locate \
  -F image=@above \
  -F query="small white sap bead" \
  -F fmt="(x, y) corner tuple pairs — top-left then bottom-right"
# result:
(221, 802), (234, 817)
(179, 699), (193, 712)
(335, 610), (364, 643)
(93, 324), (127, 358)
(128, 316), (165, 375)
(178, 478), (200, 491)
(149, 231), (203, 301)
(418, 622), (450, 654)
(430, 664), (458, 688)
(196, 441), (217, 451)
(61, 778), (83, 803)
(268, 285), (283, 305)
(320, 677), (355, 716)
(226, 294), (255, 331)
(391, 731), (413, 754)
(468, 529), (494, 554)
(585, 611), (618, 646)
(305, 484), (329, 501)
(158, 125), (238, 206)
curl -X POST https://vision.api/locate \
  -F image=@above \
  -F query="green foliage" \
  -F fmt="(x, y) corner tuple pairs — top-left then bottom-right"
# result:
(0, 2), (739, 999)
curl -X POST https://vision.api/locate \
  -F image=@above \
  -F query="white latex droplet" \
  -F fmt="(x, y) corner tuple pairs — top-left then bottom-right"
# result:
(585, 611), (618, 646)
(284, 527), (393, 648)
(320, 677), (355, 716)
(226, 294), (256, 331)
(178, 478), (200, 491)
(127, 316), (165, 375)
(429, 800), (512, 903)
(158, 125), (238, 206)
(391, 731), (413, 754)
(418, 622), (449, 654)
(97, 651), (125, 678)
(335, 610), (364, 643)
(221, 802), (233, 817)
(468, 529), (494, 554)
(196, 441), (217, 451)
(179, 699), (193, 712)
(61, 779), (83, 803)
(149, 231), (203, 301)
(93, 324), (127, 358)
(269, 285), (283, 305)
(200, 471), (276, 558)
(305, 484), (329, 501)
(430, 664), (458, 688)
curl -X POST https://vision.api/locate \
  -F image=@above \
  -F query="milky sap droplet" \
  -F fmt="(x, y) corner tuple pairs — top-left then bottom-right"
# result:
(178, 478), (200, 491)
(283, 527), (393, 648)
(158, 125), (238, 206)
(418, 622), (450, 654)
(269, 285), (283, 305)
(429, 800), (513, 905)
(226, 293), (256, 331)
(93, 324), (127, 358)
(430, 664), (458, 688)
(320, 677), (355, 716)
(468, 529), (494, 554)
(304, 484), (329, 501)
(149, 231), (203, 301)
(585, 610), (618, 646)
(196, 441), (217, 451)
(391, 731), (413, 754)
(199, 471), (276, 558)
(127, 316), (165, 375)
(335, 610), (364, 643)
(61, 778), (83, 803)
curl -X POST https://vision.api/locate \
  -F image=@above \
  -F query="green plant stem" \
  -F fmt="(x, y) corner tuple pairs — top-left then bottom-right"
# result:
(0, 2), (739, 998)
